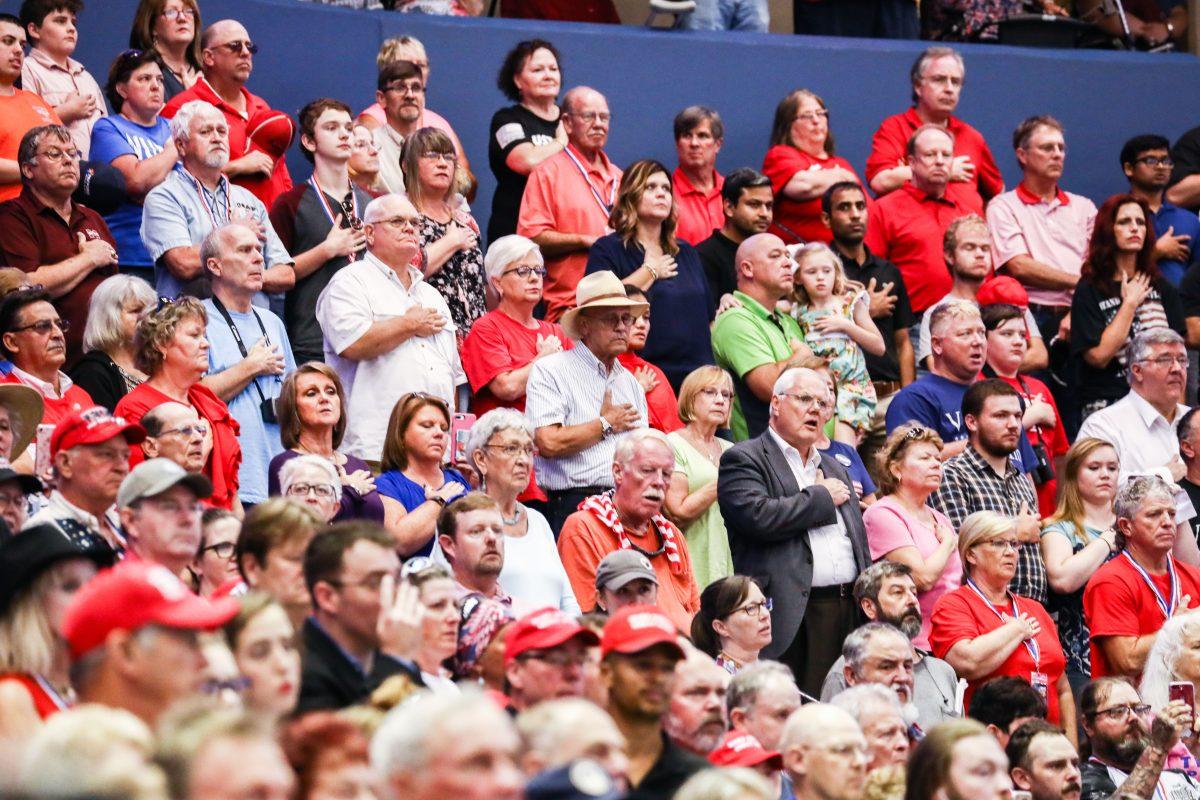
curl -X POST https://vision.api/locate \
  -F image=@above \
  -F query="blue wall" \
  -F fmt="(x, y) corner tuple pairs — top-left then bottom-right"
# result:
(69, 0), (1200, 233)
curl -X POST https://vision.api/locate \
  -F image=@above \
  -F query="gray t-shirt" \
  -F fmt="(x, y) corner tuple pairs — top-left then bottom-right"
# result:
(821, 651), (960, 731)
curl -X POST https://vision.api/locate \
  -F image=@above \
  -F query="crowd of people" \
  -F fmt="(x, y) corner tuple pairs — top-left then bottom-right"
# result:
(5, 1), (1200, 799)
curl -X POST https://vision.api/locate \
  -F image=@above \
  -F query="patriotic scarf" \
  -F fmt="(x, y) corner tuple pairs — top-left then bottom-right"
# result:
(579, 490), (684, 575)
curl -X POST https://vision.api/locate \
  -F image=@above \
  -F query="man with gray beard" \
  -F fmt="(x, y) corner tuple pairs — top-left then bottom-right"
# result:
(664, 649), (731, 756)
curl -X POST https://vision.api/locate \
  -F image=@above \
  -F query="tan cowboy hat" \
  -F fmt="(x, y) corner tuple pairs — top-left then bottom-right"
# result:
(560, 271), (650, 340)
(0, 383), (44, 458)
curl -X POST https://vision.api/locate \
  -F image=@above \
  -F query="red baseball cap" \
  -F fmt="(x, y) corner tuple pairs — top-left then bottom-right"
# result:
(62, 560), (240, 659)
(708, 731), (784, 771)
(51, 406), (146, 458)
(977, 276), (1029, 309)
(504, 607), (600, 665)
(600, 604), (685, 659)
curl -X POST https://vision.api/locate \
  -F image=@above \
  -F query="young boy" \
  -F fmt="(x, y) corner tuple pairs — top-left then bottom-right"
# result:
(19, 0), (106, 158)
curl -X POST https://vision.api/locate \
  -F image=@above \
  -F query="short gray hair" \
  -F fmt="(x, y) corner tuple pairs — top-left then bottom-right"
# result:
(842, 622), (909, 676)
(772, 366), (821, 397)
(1129, 328), (1186, 383)
(483, 234), (543, 282)
(464, 408), (532, 468)
(170, 100), (221, 145)
(852, 561), (914, 605)
(17, 125), (73, 171)
(674, 768), (773, 800)
(726, 660), (796, 717)
(910, 46), (964, 103)
(829, 683), (904, 726)
(613, 428), (673, 467)
(515, 698), (620, 767)
(82, 274), (157, 353)
(362, 193), (413, 225)
(279, 454), (342, 503)
(1113, 475), (1175, 523)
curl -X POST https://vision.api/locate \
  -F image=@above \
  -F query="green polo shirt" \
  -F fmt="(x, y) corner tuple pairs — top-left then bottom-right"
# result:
(710, 290), (805, 441)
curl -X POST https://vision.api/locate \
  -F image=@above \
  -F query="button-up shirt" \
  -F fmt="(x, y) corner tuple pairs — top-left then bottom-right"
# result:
(25, 489), (123, 554)
(21, 48), (106, 158)
(525, 344), (647, 491)
(316, 252), (465, 462)
(768, 428), (858, 586)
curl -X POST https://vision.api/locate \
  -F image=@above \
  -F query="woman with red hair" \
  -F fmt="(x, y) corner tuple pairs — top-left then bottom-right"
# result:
(280, 713), (375, 800)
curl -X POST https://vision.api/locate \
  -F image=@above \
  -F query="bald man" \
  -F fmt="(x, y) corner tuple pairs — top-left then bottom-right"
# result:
(780, 703), (870, 800)
(711, 232), (815, 440)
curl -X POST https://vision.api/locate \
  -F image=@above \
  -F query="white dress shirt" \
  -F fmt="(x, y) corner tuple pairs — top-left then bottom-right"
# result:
(768, 427), (858, 586)
(316, 252), (465, 462)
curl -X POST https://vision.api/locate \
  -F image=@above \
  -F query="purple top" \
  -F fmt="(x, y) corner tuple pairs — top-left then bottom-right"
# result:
(267, 449), (385, 524)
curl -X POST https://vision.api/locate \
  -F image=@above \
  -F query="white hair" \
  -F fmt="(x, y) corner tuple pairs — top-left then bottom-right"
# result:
(829, 683), (906, 726)
(674, 768), (774, 800)
(515, 698), (621, 768)
(279, 454), (343, 503)
(82, 274), (157, 353)
(1129, 328), (1186, 384)
(1140, 609), (1200, 711)
(464, 408), (532, 468)
(771, 366), (820, 397)
(483, 234), (543, 282)
(362, 193), (411, 225)
(612, 428), (674, 467)
(170, 100), (221, 145)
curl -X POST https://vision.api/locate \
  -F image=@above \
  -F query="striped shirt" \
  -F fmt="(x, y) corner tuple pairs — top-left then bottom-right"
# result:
(525, 344), (647, 491)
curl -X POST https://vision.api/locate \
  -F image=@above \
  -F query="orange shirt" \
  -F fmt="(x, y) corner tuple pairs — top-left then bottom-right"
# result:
(0, 90), (61, 202)
(558, 507), (700, 632)
(517, 145), (621, 321)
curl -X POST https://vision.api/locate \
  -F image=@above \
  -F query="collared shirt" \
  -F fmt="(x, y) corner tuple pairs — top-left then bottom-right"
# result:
(525, 344), (647, 491)
(11, 366), (73, 401)
(986, 182), (1097, 308)
(315, 252), (465, 462)
(21, 48), (107, 158)
(864, 182), (976, 313)
(0, 90), (60, 202)
(373, 123), (407, 196)
(930, 445), (1047, 604)
(672, 167), (724, 245)
(517, 144), (623, 321)
(25, 489), (123, 554)
(767, 428), (857, 586)
(837, 245), (914, 383)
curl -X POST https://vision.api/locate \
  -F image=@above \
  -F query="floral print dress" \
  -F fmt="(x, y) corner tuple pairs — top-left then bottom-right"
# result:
(792, 291), (877, 433)
(416, 210), (487, 334)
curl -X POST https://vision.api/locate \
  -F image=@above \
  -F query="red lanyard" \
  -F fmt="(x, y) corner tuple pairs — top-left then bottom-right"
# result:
(563, 144), (616, 217)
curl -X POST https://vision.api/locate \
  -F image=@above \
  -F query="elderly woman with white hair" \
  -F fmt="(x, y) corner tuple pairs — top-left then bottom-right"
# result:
(68, 274), (157, 411)
(279, 454), (342, 523)
(1140, 609), (1200, 774)
(461, 234), (571, 422)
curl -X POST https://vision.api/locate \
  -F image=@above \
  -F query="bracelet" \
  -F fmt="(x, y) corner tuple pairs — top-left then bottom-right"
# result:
(646, 264), (659, 281)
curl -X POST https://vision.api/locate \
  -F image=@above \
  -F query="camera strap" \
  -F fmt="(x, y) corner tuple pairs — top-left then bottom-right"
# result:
(209, 295), (271, 408)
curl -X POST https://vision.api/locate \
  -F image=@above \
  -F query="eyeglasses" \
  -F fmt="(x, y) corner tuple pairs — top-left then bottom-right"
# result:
(374, 216), (420, 232)
(211, 40), (258, 56)
(485, 443), (535, 458)
(384, 81), (425, 95)
(904, 426), (931, 440)
(201, 541), (236, 559)
(699, 387), (734, 401)
(795, 110), (829, 123)
(201, 676), (251, 695)
(981, 539), (1021, 552)
(1135, 156), (1174, 168)
(567, 111), (611, 124)
(419, 151), (456, 164)
(500, 265), (547, 280)
(11, 317), (68, 335)
(1140, 356), (1190, 368)
(778, 392), (831, 412)
(159, 423), (209, 438)
(34, 147), (80, 164)
(1090, 704), (1152, 721)
(588, 312), (635, 329)
(160, 7), (197, 20)
(401, 555), (448, 581)
(730, 598), (773, 618)
(519, 650), (588, 668)
(341, 197), (364, 231)
(286, 483), (336, 499)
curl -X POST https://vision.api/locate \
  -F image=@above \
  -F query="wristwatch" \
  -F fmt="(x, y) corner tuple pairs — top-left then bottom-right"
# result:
(426, 493), (448, 507)
(600, 417), (614, 438)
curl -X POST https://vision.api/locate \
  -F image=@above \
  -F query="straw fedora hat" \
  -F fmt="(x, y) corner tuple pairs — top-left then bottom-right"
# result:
(560, 271), (650, 340)
(0, 383), (43, 458)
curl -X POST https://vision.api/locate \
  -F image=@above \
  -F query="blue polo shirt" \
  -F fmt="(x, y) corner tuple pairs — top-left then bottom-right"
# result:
(1152, 201), (1200, 286)
(89, 115), (173, 268)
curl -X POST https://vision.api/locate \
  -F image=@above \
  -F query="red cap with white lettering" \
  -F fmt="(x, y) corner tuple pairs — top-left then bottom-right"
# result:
(599, 604), (684, 659)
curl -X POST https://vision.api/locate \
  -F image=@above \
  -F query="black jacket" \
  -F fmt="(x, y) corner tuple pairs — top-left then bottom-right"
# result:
(297, 617), (423, 713)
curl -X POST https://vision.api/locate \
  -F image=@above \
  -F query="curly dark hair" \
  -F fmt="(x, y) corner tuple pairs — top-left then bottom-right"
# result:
(496, 39), (561, 103)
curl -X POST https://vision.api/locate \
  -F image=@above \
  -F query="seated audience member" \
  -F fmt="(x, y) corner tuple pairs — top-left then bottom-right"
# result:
(666, 366), (736, 587)
(559, 430), (700, 632)
(279, 455), (341, 524)
(1005, 719), (1082, 800)
(452, 594), (513, 690)
(162, 19), (293, 206)
(695, 168), (773, 303)
(279, 712), (371, 800)
(1085, 476), (1200, 679)
(139, 401), (209, 473)
(690, 576), (773, 675)
(916, 216), (1047, 372)
(665, 649), (731, 756)
(821, 561), (959, 731)
(930, 380), (1045, 601)
(115, 298), (242, 513)
(1072, 195), (1185, 416)
(370, 689), (524, 800)
(128, 0), (202, 101)
(986, 116), (1097, 347)
(315, 193), (464, 465)
(1123, 135), (1198, 287)
(762, 89), (866, 246)
(464, 408), (578, 612)
(778, 703), (871, 800)
(906, 718), (1012, 800)
(672, 106), (724, 247)
(61, 558), (239, 724)
(1079, 677), (1194, 800)
(504, 606), (600, 713)
(930, 510), (1072, 727)
(191, 507), (239, 596)
(967, 675), (1049, 747)
(710, 233), (810, 441)
(0, 12), (62, 203)
(588, 159), (715, 391)
(618, 285), (683, 433)
(593, 549), (659, 614)
(400, 561), (462, 693)
(462, 235), (570, 418)
(118, 457), (211, 576)
(0, 459), (42, 533)
(376, 392), (469, 558)
(90, 49), (176, 283)
(0, 522), (112, 732)
(268, 98), (369, 366)
(0, 126), (117, 362)
(828, 684), (910, 771)
(864, 125), (978, 320)
(487, 39), (564, 244)
(299, 522), (423, 712)
(235, 498), (323, 627)
(832, 623), (918, 715)
(526, 272), (648, 533)
(1077, 0), (1188, 49)
(157, 706), (296, 800)
(864, 424), (961, 650)
(0, 288), (94, 424)
(867, 48), (1002, 210)
(516, 699), (630, 789)
(198, 222), (293, 507)
(1040, 438), (1120, 695)
(725, 663), (801, 798)
(268, 364), (381, 524)
(347, 123), (383, 198)
(981, 301), (1066, 516)
(436, 492), (509, 603)
(717, 366), (869, 697)
(27, 407), (144, 554)
(516, 85), (622, 322)
(69, 275), (155, 411)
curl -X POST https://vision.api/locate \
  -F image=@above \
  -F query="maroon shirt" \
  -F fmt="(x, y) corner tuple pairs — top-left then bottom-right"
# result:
(0, 187), (116, 364)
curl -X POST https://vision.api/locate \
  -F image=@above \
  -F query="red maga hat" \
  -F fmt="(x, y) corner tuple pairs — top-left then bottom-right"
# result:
(599, 604), (684, 659)
(504, 607), (600, 665)
(708, 731), (784, 770)
(51, 406), (145, 458)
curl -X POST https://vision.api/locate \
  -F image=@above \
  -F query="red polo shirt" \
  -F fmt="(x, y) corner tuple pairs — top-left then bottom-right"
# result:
(762, 145), (868, 245)
(0, 187), (117, 364)
(673, 167), (724, 246)
(163, 77), (293, 208)
(866, 108), (1002, 211)
(863, 182), (974, 313)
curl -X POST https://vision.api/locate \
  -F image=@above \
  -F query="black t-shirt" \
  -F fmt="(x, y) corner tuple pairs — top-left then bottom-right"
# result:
(1069, 276), (1185, 403)
(487, 104), (560, 244)
(627, 735), (709, 800)
(839, 246), (914, 383)
(1178, 261), (1200, 317)
(695, 230), (737, 302)
(1170, 125), (1200, 214)
(1081, 757), (1200, 800)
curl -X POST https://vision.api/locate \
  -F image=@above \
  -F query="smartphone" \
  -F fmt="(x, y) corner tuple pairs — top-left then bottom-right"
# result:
(34, 423), (54, 477)
(1170, 681), (1195, 708)
(1012, 792), (1033, 800)
(449, 413), (476, 465)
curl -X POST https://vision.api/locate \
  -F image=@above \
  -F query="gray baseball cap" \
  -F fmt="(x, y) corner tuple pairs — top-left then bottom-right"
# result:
(117, 458), (213, 509)
(594, 550), (658, 592)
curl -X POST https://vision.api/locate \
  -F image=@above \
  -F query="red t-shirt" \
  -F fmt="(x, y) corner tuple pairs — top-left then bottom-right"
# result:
(930, 584), (1067, 723)
(618, 352), (683, 434)
(1084, 554), (1200, 679)
(460, 309), (574, 417)
(994, 373), (1070, 517)
(0, 672), (65, 719)
(762, 145), (870, 245)
(865, 108), (1004, 211)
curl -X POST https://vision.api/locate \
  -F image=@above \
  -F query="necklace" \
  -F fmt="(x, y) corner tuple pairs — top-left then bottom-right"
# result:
(502, 503), (525, 526)
(685, 428), (722, 464)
